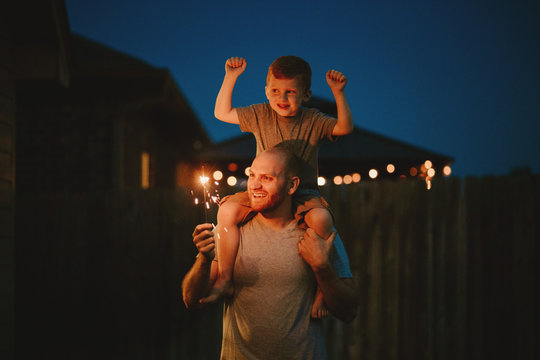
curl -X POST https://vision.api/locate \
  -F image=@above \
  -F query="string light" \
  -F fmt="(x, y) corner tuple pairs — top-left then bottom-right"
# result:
(213, 170), (223, 181)
(443, 165), (452, 176)
(227, 176), (237, 186)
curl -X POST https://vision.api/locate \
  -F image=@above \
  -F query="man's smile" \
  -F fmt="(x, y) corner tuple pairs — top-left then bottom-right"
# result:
(251, 192), (267, 198)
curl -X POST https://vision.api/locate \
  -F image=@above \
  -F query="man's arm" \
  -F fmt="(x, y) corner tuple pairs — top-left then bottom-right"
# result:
(182, 224), (219, 309)
(326, 70), (354, 136)
(214, 57), (246, 124)
(298, 229), (358, 323)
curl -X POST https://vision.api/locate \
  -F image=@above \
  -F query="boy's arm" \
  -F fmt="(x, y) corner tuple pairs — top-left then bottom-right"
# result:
(298, 229), (358, 323)
(327, 70), (354, 136)
(182, 224), (219, 309)
(214, 57), (247, 125)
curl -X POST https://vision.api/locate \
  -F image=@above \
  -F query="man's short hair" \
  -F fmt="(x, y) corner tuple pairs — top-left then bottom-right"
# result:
(266, 144), (301, 179)
(267, 56), (311, 93)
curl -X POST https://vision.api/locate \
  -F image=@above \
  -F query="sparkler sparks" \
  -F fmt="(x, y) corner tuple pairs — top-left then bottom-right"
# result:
(191, 166), (222, 223)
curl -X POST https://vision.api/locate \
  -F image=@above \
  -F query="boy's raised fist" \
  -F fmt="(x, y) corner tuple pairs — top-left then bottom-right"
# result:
(225, 57), (246, 76)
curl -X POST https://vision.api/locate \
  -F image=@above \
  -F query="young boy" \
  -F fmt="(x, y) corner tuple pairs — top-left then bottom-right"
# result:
(208, 55), (353, 318)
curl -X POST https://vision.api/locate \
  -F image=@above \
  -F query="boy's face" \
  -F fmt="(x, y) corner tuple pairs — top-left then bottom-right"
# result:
(265, 74), (312, 117)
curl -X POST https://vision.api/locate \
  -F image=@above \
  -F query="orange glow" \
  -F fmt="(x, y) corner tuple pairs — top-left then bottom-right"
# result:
(369, 169), (378, 179)
(333, 176), (343, 185)
(352, 173), (361, 182)
(317, 177), (326, 186)
(427, 168), (436, 177)
(424, 160), (433, 169)
(426, 179), (432, 190)
(386, 164), (395, 173)
(213, 170), (223, 181)
(443, 165), (452, 176)
(141, 152), (150, 189)
(228, 163), (238, 172)
(343, 175), (353, 184)
(410, 167), (418, 176)
(244, 167), (251, 176)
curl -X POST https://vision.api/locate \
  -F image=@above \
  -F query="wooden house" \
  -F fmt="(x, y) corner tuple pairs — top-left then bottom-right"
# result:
(16, 33), (211, 192)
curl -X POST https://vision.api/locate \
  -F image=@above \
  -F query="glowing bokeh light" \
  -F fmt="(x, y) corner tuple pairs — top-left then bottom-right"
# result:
(424, 160), (433, 169)
(386, 164), (395, 173)
(317, 177), (326, 186)
(369, 169), (378, 179)
(443, 165), (452, 176)
(244, 167), (251, 176)
(410, 167), (418, 176)
(343, 175), (353, 184)
(352, 173), (361, 182)
(228, 163), (238, 172)
(333, 176), (343, 185)
(427, 168), (436, 177)
(227, 176), (237, 186)
(213, 170), (223, 181)
(141, 152), (150, 189)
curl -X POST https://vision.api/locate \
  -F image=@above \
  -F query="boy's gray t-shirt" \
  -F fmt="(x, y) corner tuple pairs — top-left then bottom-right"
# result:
(220, 215), (352, 360)
(237, 103), (336, 189)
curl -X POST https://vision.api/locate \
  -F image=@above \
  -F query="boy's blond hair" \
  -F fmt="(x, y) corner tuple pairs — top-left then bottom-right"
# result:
(267, 56), (311, 93)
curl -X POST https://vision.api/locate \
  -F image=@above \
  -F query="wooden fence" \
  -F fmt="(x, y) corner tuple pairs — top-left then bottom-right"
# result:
(14, 175), (537, 359)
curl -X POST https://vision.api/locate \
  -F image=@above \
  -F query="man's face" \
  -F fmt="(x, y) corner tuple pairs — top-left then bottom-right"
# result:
(247, 152), (290, 213)
(265, 74), (311, 117)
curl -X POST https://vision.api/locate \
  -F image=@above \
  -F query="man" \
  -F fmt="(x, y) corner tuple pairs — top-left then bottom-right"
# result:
(182, 147), (357, 359)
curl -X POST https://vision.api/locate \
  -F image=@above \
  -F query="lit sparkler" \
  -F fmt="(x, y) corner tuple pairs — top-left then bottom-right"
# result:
(192, 166), (222, 224)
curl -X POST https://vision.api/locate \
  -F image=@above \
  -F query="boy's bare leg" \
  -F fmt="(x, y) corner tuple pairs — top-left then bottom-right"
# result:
(304, 207), (334, 318)
(313, 288), (329, 318)
(200, 201), (243, 304)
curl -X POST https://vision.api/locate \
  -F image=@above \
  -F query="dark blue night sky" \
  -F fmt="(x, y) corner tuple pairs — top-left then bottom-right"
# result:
(65, 0), (540, 176)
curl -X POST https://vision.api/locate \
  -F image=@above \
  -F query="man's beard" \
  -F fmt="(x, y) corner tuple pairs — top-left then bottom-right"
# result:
(250, 189), (287, 214)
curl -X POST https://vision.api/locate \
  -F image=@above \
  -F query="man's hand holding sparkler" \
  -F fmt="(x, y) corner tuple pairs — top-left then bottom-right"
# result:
(192, 223), (216, 262)
(182, 223), (218, 308)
